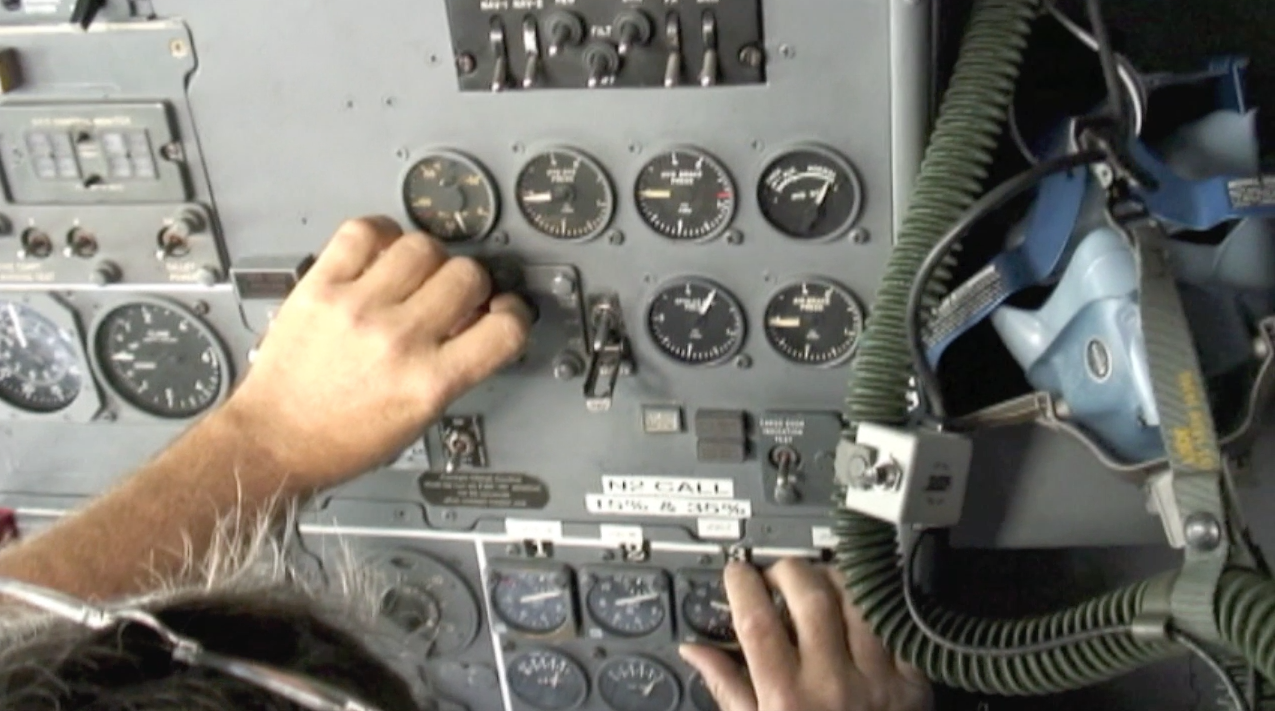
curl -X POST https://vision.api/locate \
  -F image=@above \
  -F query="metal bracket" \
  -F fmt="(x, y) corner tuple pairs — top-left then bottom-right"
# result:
(583, 294), (632, 413)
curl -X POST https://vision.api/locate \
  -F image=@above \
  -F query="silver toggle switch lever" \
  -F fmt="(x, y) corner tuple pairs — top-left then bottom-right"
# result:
(699, 12), (718, 87)
(490, 19), (509, 92)
(664, 13), (681, 87)
(583, 297), (633, 412)
(521, 16), (541, 88)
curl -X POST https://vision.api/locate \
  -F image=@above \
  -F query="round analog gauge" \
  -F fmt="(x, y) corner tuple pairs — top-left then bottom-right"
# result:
(517, 149), (615, 240)
(586, 572), (668, 637)
(681, 576), (735, 643)
(758, 146), (863, 239)
(490, 568), (573, 635)
(94, 302), (227, 419)
(688, 673), (721, 711)
(764, 279), (865, 366)
(402, 152), (499, 242)
(596, 656), (680, 711)
(375, 551), (481, 656)
(0, 300), (83, 413)
(507, 649), (589, 711)
(635, 148), (736, 241)
(647, 279), (745, 366)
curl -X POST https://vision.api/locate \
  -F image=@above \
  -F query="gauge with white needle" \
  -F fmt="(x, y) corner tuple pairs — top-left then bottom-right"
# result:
(516, 148), (615, 240)
(597, 656), (680, 711)
(0, 300), (83, 413)
(490, 567), (574, 635)
(764, 278), (865, 366)
(681, 574), (735, 644)
(507, 649), (589, 710)
(758, 145), (863, 239)
(647, 278), (745, 366)
(402, 151), (498, 242)
(585, 571), (669, 637)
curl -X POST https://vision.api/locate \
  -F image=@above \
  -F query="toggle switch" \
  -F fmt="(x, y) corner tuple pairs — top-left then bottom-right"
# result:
(489, 18), (509, 92)
(521, 16), (541, 88)
(664, 12), (682, 88)
(613, 10), (652, 57)
(545, 10), (584, 57)
(699, 11), (719, 87)
(582, 41), (620, 89)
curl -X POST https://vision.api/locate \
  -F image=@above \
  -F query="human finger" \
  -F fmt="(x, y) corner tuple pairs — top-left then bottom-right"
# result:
(722, 562), (799, 704)
(824, 566), (894, 679)
(403, 256), (493, 339)
(355, 232), (449, 304)
(765, 560), (853, 673)
(679, 644), (757, 711)
(306, 217), (403, 284)
(430, 293), (532, 398)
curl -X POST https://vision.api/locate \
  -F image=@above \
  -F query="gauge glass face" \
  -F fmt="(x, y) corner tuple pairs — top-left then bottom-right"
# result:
(635, 149), (735, 241)
(403, 153), (498, 242)
(758, 147), (862, 239)
(517, 149), (614, 240)
(764, 280), (865, 366)
(491, 568), (572, 634)
(688, 673), (721, 711)
(586, 573), (667, 637)
(647, 279), (745, 366)
(681, 576), (735, 643)
(597, 656), (680, 711)
(0, 301), (82, 413)
(507, 649), (589, 710)
(96, 302), (225, 418)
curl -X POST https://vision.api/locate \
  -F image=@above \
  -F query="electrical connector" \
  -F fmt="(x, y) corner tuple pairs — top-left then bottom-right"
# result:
(836, 423), (973, 527)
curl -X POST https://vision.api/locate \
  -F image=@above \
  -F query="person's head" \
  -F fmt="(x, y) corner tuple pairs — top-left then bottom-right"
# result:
(0, 588), (425, 711)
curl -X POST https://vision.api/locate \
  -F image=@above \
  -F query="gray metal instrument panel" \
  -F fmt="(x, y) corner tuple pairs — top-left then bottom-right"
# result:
(0, 1), (1188, 710)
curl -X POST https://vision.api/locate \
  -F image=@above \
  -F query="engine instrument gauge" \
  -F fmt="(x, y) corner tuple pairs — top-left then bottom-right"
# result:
(585, 571), (668, 637)
(402, 152), (498, 242)
(94, 301), (228, 419)
(635, 148), (735, 241)
(596, 656), (680, 711)
(647, 278), (745, 366)
(374, 550), (481, 656)
(507, 649), (589, 711)
(680, 575), (735, 644)
(764, 279), (865, 366)
(490, 567), (574, 635)
(0, 300), (83, 413)
(758, 146), (863, 239)
(517, 149), (615, 240)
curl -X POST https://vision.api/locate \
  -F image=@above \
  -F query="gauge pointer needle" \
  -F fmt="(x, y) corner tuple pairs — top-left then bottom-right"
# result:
(615, 592), (660, 606)
(453, 210), (469, 233)
(710, 600), (731, 613)
(699, 290), (717, 316)
(804, 177), (835, 231)
(641, 679), (661, 696)
(7, 304), (26, 349)
(522, 191), (554, 203)
(519, 590), (563, 604)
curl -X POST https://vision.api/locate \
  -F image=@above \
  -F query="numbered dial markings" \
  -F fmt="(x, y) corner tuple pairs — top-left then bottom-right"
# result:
(758, 147), (863, 239)
(648, 279), (745, 366)
(507, 649), (589, 711)
(95, 302), (226, 418)
(597, 656), (680, 711)
(764, 280), (865, 365)
(586, 573), (667, 637)
(681, 576), (735, 643)
(403, 152), (498, 242)
(0, 301), (82, 413)
(491, 568), (573, 635)
(517, 149), (615, 240)
(635, 149), (735, 241)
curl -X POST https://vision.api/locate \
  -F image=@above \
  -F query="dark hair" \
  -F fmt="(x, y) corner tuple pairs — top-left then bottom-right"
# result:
(0, 591), (422, 711)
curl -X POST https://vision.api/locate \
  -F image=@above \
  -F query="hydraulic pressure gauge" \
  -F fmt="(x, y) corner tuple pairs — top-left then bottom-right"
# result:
(93, 301), (229, 419)
(507, 649), (590, 710)
(763, 279), (865, 366)
(680, 574), (735, 644)
(758, 146), (863, 239)
(597, 656), (681, 711)
(584, 570), (669, 638)
(0, 300), (83, 413)
(647, 278), (745, 366)
(635, 148), (735, 241)
(489, 566), (575, 636)
(517, 148), (615, 240)
(402, 151), (499, 242)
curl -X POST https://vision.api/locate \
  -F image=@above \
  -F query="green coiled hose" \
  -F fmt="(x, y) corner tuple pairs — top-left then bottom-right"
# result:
(1217, 570), (1275, 684)
(834, 0), (1178, 694)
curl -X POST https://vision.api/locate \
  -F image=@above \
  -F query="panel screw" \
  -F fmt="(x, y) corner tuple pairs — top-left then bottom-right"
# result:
(553, 352), (585, 381)
(511, 142), (525, 154)
(698, 554), (713, 565)
(725, 229), (743, 245)
(751, 139), (765, 152)
(591, 647), (607, 660)
(99, 410), (117, 422)
(1184, 512), (1223, 552)
(192, 300), (210, 316)
(160, 142), (185, 162)
(779, 44), (796, 59)
(551, 273), (577, 298)
(506, 543), (522, 556)
(443, 509), (457, 521)
(456, 53), (477, 75)
(601, 550), (615, 561)
(395, 148), (410, 161)
(490, 231), (509, 246)
(607, 230), (625, 245)
(735, 355), (752, 369)
(169, 38), (189, 58)
(849, 228), (870, 244)
(628, 142), (643, 154)
(739, 44), (764, 68)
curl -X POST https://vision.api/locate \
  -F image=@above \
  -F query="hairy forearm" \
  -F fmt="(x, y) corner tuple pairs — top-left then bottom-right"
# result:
(0, 403), (310, 600)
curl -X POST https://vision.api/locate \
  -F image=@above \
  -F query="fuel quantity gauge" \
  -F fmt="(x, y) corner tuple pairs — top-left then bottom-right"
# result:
(758, 146), (863, 239)
(507, 649), (589, 710)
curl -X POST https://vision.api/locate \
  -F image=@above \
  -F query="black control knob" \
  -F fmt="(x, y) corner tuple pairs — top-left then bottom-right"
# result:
(582, 42), (620, 89)
(545, 11), (583, 57)
(91, 261), (122, 286)
(613, 10), (652, 56)
(19, 227), (51, 259)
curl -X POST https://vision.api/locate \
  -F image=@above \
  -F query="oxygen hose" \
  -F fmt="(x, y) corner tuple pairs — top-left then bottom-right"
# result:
(1218, 570), (1275, 684)
(834, 0), (1177, 694)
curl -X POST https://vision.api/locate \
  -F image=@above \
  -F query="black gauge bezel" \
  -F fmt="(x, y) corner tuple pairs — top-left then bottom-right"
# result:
(516, 146), (616, 242)
(762, 277), (866, 367)
(401, 149), (500, 242)
(645, 276), (747, 367)
(0, 294), (91, 417)
(88, 296), (232, 421)
(580, 566), (672, 640)
(757, 143), (864, 241)
(634, 147), (737, 243)
(506, 647), (590, 711)
(486, 561), (578, 639)
(595, 655), (682, 711)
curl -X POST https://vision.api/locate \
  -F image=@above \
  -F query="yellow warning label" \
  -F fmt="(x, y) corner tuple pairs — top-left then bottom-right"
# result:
(1169, 370), (1219, 471)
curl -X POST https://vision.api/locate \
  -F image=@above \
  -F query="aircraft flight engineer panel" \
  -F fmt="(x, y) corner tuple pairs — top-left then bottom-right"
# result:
(5, 1), (1269, 710)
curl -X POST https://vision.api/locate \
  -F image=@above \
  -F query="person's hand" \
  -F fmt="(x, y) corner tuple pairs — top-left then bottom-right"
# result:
(681, 560), (933, 711)
(224, 217), (532, 487)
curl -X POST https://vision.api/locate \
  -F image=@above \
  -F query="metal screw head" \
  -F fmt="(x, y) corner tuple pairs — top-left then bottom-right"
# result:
(779, 44), (796, 59)
(628, 142), (643, 154)
(738, 44), (764, 68)
(1183, 512), (1223, 552)
(735, 355), (752, 369)
(490, 231), (509, 246)
(550, 273), (577, 298)
(511, 142), (525, 154)
(552, 353), (584, 381)
(607, 230), (625, 245)
(192, 300), (210, 316)
(698, 554), (713, 565)
(849, 227), (870, 244)
(395, 148), (410, 161)
(99, 410), (117, 423)
(506, 543), (522, 556)
(456, 53), (478, 75)
(601, 550), (615, 561)
(725, 229), (743, 245)
(160, 142), (184, 162)
(591, 647), (607, 660)
(443, 509), (457, 521)
(169, 38), (189, 58)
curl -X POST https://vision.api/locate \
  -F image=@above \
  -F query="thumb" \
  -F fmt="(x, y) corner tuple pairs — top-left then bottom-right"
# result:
(679, 644), (757, 711)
